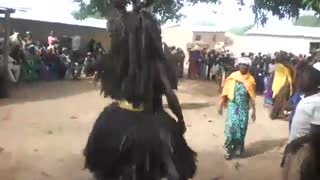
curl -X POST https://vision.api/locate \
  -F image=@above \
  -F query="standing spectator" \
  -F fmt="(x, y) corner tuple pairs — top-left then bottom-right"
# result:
(289, 63), (320, 142)
(188, 46), (201, 79)
(268, 59), (276, 75)
(83, 52), (96, 76)
(47, 30), (59, 53)
(207, 49), (218, 80)
(176, 48), (185, 78)
(88, 39), (96, 53)
(199, 49), (207, 79)
(25, 31), (33, 48)
(270, 52), (295, 120)
(219, 57), (256, 160)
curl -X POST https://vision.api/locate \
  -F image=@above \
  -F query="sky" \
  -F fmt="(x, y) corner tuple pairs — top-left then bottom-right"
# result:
(0, 0), (107, 28)
(0, 0), (309, 29)
(173, 0), (304, 28)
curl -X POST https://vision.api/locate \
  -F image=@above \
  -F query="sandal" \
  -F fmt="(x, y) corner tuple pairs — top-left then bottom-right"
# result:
(224, 154), (232, 160)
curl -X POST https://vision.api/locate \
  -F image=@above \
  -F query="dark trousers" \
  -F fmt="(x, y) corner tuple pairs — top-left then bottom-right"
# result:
(207, 63), (214, 80)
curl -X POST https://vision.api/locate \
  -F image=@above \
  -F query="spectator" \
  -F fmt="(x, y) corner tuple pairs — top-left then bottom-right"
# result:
(47, 30), (59, 53)
(7, 55), (21, 83)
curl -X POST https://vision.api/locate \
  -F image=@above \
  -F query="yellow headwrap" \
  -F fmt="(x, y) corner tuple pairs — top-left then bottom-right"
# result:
(222, 71), (256, 101)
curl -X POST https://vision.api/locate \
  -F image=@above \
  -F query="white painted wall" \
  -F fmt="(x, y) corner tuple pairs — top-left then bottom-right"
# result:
(162, 26), (193, 52)
(228, 33), (320, 56)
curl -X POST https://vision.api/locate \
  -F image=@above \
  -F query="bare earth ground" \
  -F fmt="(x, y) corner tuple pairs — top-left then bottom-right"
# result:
(0, 79), (288, 180)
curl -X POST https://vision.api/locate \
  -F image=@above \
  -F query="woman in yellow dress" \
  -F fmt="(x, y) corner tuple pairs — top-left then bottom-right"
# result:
(270, 52), (295, 120)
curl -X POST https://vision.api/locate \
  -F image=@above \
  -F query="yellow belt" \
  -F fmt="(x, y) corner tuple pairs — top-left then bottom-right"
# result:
(118, 100), (144, 112)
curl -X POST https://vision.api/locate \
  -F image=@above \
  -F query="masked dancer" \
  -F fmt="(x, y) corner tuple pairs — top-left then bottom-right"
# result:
(83, 1), (197, 179)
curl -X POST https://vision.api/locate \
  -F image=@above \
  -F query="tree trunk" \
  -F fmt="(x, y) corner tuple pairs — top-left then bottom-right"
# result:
(0, 10), (11, 98)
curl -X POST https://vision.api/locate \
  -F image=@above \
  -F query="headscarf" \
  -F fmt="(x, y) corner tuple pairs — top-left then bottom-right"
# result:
(222, 71), (256, 101)
(235, 57), (252, 67)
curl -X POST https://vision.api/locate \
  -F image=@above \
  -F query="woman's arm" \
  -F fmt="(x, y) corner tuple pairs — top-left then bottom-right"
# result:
(218, 95), (228, 115)
(250, 98), (256, 121)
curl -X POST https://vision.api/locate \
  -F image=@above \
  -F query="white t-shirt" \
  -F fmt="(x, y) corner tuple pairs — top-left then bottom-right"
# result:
(289, 93), (320, 142)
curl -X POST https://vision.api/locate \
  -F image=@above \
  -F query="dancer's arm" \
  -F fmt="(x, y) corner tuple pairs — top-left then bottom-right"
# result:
(157, 61), (186, 133)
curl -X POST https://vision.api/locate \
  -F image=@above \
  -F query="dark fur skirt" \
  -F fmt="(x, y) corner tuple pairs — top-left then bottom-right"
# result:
(84, 103), (197, 180)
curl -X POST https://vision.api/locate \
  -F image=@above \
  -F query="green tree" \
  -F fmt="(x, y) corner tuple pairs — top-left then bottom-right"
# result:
(72, 0), (217, 24)
(251, 0), (320, 25)
(73, 0), (320, 25)
(293, 15), (320, 27)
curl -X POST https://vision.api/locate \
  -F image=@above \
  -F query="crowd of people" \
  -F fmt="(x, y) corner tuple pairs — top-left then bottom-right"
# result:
(1, 30), (106, 84)
(161, 43), (320, 163)
(2, 1), (320, 177)
(216, 49), (320, 178)
(186, 45), (235, 81)
(185, 45), (318, 95)
(81, 0), (320, 175)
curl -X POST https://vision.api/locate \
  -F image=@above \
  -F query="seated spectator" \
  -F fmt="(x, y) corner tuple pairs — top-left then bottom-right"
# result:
(7, 55), (21, 83)
(83, 52), (96, 76)
(25, 32), (33, 47)
(6, 45), (23, 83)
(46, 48), (68, 79)
(20, 49), (39, 81)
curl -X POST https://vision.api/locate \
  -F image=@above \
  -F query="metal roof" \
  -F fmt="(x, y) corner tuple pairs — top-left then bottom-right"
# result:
(246, 24), (320, 39)
(0, 1), (107, 29)
(8, 15), (107, 29)
(163, 24), (226, 33)
(189, 25), (226, 32)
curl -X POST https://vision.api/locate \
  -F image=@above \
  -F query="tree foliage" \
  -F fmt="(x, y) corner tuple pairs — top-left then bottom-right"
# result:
(73, 0), (320, 25)
(251, 0), (320, 25)
(72, 0), (221, 24)
(293, 15), (320, 27)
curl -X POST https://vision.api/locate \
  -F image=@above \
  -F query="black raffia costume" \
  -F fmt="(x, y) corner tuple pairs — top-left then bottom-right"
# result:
(83, 1), (197, 180)
(281, 125), (320, 180)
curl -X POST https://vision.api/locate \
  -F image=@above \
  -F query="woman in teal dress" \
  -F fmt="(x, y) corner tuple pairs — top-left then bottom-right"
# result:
(219, 57), (256, 160)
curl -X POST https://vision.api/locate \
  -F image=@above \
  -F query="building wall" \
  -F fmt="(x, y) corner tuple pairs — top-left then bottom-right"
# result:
(0, 18), (110, 51)
(228, 34), (320, 56)
(161, 25), (227, 62)
(192, 31), (225, 49)
(81, 32), (111, 52)
(162, 26), (193, 51)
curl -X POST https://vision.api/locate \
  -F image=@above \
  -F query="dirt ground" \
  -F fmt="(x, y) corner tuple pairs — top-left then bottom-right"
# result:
(0, 79), (288, 180)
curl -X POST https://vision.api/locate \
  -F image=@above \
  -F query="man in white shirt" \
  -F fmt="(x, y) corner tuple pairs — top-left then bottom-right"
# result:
(289, 62), (320, 142)
(289, 93), (320, 141)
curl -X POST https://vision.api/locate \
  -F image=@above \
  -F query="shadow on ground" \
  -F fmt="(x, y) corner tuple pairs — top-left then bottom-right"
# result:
(244, 138), (287, 158)
(178, 80), (220, 97)
(164, 102), (214, 110)
(0, 78), (99, 107)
